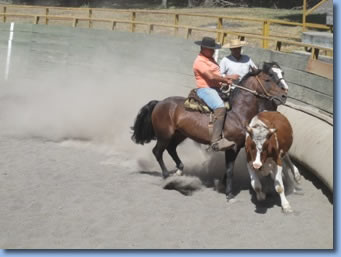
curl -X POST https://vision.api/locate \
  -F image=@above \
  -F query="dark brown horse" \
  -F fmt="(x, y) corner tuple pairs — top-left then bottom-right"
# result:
(131, 62), (288, 201)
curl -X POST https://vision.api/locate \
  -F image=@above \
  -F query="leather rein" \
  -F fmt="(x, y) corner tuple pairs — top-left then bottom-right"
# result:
(227, 75), (274, 101)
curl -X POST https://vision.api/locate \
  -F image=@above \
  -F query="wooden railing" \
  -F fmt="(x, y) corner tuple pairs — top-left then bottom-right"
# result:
(0, 4), (333, 59)
(303, 0), (332, 31)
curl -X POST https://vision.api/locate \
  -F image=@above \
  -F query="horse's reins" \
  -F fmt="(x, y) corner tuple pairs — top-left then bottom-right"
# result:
(229, 75), (273, 100)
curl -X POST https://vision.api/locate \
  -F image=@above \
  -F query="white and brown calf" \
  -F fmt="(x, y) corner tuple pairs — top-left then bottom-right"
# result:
(245, 111), (301, 213)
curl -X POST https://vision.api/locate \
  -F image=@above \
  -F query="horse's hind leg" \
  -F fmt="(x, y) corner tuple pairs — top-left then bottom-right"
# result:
(167, 134), (186, 176)
(153, 140), (170, 178)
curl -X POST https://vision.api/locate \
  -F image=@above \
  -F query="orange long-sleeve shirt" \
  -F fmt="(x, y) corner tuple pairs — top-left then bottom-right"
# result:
(193, 53), (221, 88)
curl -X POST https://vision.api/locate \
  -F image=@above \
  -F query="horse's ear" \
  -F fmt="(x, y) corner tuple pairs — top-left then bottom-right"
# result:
(262, 62), (270, 73)
(249, 66), (258, 73)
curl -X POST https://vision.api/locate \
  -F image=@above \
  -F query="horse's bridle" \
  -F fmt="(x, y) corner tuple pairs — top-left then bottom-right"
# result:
(255, 76), (272, 97)
(228, 74), (287, 104)
(229, 76), (271, 100)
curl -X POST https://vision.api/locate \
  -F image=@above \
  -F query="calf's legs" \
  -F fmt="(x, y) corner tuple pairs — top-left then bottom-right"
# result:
(247, 163), (266, 201)
(273, 165), (293, 213)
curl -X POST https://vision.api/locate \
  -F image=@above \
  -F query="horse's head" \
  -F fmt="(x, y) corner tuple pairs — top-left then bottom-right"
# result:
(263, 62), (289, 93)
(253, 63), (288, 106)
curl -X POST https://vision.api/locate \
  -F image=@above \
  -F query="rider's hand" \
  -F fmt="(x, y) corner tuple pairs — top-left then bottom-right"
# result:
(227, 74), (240, 81)
(225, 78), (233, 85)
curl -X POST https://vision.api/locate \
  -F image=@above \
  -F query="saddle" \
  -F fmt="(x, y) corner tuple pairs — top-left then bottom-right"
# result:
(184, 88), (231, 113)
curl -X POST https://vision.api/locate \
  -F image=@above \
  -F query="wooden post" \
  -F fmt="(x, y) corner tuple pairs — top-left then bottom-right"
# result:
(131, 11), (136, 32)
(174, 14), (179, 35)
(216, 17), (223, 42)
(303, 0), (307, 32)
(89, 9), (92, 28)
(186, 28), (192, 39)
(73, 18), (78, 27)
(149, 24), (154, 34)
(222, 32), (227, 44)
(3, 6), (6, 23)
(218, 31), (224, 44)
(276, 41), (282, 51)
(311, 48), (319, 60)
(112, 21), (116, 30)
(45, 8), (49, 25)
(34, 16), (39, 24)
(262, 20), (270, 49)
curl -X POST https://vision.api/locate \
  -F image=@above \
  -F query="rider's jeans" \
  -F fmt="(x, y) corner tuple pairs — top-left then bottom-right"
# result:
(197, 87), (224, 110)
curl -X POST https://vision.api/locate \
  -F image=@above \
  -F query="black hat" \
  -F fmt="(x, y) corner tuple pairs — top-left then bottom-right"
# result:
(195, 37), (221, 49)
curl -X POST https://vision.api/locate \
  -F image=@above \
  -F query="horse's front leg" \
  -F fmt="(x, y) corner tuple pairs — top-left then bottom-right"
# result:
(224, 147), (240, 201)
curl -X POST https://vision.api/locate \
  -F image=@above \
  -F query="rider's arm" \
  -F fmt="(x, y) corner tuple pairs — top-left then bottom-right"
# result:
(202, 70), (239, 87)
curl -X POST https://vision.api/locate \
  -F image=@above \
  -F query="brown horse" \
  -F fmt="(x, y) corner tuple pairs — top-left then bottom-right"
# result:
(131, 62), (288, 201)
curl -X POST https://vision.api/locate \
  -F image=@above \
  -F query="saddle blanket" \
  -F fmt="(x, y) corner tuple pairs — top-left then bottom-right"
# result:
(184, 89), (230, 113)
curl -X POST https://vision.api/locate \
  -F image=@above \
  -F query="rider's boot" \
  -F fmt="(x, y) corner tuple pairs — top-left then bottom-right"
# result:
(211, 107), (235, 151)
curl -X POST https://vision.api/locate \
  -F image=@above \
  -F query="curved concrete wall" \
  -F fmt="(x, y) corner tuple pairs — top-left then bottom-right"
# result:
(278, 105), (333, 191)
(0, 23), (333, 191)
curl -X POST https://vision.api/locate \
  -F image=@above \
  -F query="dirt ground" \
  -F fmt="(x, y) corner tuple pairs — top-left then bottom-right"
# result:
(0, 23), (333, 249)
(0, 76), (333, 249)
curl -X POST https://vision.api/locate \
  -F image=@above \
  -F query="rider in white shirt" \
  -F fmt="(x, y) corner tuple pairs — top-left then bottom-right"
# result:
(219, 39), (257, 84)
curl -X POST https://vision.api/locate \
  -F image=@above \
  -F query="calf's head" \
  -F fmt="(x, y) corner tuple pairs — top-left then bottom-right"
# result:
(245, 124), (277, 170)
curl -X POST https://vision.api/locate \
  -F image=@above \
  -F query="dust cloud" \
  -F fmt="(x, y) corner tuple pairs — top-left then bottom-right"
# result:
(0, 52), (231, 182)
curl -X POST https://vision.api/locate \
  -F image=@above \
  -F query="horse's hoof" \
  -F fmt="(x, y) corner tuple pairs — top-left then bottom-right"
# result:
(226, 194), (237, 203)
(256, 192), (266, 201)
(175, 169), (183, 176)
(162, 173), (170, 179)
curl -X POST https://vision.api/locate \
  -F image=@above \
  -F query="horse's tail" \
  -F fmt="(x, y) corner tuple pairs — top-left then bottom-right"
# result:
(131, 100), (159, 145)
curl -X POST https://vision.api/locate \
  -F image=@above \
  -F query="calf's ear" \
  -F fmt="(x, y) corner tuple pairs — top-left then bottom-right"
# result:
(269, 128), (277, 134)
(246, 126), (253, 137)
(266, 128), (277, 139)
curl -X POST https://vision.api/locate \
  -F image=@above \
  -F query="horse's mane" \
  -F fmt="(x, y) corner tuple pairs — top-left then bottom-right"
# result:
(230, 62), (281, 100)
(238, 69), (261, 86)
(238, 61), (281, 86)
(262, 61), (281, 73)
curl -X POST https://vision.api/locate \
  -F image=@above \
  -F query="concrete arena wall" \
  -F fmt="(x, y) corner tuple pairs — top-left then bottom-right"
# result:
(0, 23), (333, 191)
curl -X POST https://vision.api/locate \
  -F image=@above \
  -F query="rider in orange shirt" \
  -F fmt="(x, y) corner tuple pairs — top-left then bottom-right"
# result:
(193, 37), (239, 151)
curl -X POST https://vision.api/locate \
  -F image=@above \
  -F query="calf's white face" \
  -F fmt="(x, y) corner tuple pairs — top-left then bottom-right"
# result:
(246, 117), (276, 170)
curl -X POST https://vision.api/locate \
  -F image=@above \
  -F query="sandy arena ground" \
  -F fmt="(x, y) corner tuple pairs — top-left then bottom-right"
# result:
(0, 26), (333, 249)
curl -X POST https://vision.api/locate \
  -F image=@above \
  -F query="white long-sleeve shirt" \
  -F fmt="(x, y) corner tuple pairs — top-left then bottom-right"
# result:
(219, 54), (257, 83)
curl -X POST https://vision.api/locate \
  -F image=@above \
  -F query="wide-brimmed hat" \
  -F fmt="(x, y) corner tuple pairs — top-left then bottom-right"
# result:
(195, 37), (221, 49)
(223, 38), (247, 49)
